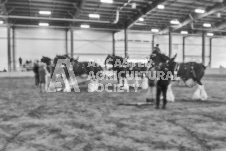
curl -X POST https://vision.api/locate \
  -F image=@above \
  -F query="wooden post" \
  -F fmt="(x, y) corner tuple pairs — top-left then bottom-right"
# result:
(124, 28), (128, 58)
(12, 26), (16, 71)
(169, 28), (172, 57)
(182, 36), (186, 63)
(152, 35), (155, 53)
(112, 32), (115, 56)
(70, 27), (74, 58)
(7, 24), (11, 72)
(209, 38), (212, 67)
(65, 29), (68, 56)
(202, 32), (206, 65)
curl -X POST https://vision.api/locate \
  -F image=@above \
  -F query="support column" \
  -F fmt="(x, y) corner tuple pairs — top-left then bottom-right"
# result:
(169, 28), (172, 57)
(12, 26), (16, 71)
(70, 27), (74, 58)
(112, 32), (115, 56)
(202, 32), (206, 65)
(209, 38), (212, 67)
(152, 35), (155, 53)
(182, 36), (186, 63)
(124, 28), (128, 58)
(65, 29), (68, 56)
(7, 24), (11, 72)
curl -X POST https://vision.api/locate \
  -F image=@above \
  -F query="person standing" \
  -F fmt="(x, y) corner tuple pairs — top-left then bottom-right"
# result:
(155, 44), (161, 53)
(33, 60), (39, 86)
(38, 62), (46, 92)
(19, 57), (22, 66)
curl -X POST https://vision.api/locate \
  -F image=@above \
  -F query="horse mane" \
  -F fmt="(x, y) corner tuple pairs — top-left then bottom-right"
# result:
(152, 51), (170, 62)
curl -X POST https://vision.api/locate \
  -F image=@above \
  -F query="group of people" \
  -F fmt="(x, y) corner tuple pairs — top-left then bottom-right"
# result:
(33, 60), (54, 92)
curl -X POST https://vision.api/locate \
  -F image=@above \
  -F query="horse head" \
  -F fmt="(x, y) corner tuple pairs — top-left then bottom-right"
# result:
(104, 54), (114, 68)
(41, 56), (52, 66)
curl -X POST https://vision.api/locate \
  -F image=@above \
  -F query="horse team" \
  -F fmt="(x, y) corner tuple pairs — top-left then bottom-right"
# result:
(38, 50), (208, 109)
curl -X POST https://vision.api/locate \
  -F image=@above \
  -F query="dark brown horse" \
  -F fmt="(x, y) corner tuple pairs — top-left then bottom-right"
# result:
(149, 51), (208, 101)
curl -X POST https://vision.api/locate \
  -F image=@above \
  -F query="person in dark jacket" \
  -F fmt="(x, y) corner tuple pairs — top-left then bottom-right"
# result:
(153, 44), (161, 53)
(33, 60), (39, 86)
(38, 62), (46, 92)
(19, 57), (22, 66)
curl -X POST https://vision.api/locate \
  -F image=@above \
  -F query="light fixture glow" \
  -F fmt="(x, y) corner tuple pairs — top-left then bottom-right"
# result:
(195, 9), (205, 14)
(0, 21), (3, 24)
(203, 23), (211, 27)
(100, 0), (113, 3)
(39, 23), (49, 26)
(157, 5), (165, 9)
(207, 33), (214, 36)
(181, 31), (188, 34)
(139, 17), (144, 22)
(151, 29), (159, 32)
(170, 19), (180, 25)
(39, 11), (51, 15)
(80, 24), (90, 28)
(89, 14), (100, 18)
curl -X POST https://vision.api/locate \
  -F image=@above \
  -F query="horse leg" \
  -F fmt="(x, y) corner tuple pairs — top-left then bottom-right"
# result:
(162, 86), (168, 109)
(141, 74), (148, 89)
(196, 80), (208, 101)
(146, 86), (155, 103)
(166, 83), (175, 102)
(156, 87), (161, 109)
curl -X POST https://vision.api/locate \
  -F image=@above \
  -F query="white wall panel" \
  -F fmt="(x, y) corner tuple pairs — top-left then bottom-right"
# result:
(115, 31), (153, 59)
(16, 27), (66, 63)
(0, 27), (7, 71)
(72, 30), (112, 65)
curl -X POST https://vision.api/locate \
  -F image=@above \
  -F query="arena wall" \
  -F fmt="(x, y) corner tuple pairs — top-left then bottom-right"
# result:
(0, 27), (226, 71)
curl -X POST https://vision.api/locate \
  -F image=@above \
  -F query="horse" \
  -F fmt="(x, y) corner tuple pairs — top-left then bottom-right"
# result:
(149, 51), (208, 101)
(52, 55), (103, 92)
(104, 54), (129, 90)
(104, 54), (150, 90)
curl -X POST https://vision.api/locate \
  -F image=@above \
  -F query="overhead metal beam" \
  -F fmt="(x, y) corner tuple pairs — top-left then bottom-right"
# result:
(74, 0), (86, 18)
(0, 15), (111, 24)
(161, 0), (226, 33)
(126, 0), (167, 29)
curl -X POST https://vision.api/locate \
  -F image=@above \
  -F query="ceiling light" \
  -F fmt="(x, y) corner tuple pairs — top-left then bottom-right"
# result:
(39, 23), (49, 26)
(0, 21), (3, 24)
(151, 29), (159, 32)
(139, 17), (144, 22)
(100, 0), (113, 3)
(39, 11), (51, 15)
(207, 33), (214, 36)
(203, 23), (211, 27)
(195, 9), (205, 14)
(89, 14), (100, 18)
(157, 5), (165, 9)
(132, 3), (136, 9)
(81, 24), (90, 28)
(170, 19), (180, 25)
(181, 31), (188, 34)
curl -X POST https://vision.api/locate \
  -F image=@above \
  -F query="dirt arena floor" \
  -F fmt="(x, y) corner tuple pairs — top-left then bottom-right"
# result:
(0, 75), (226, 151)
